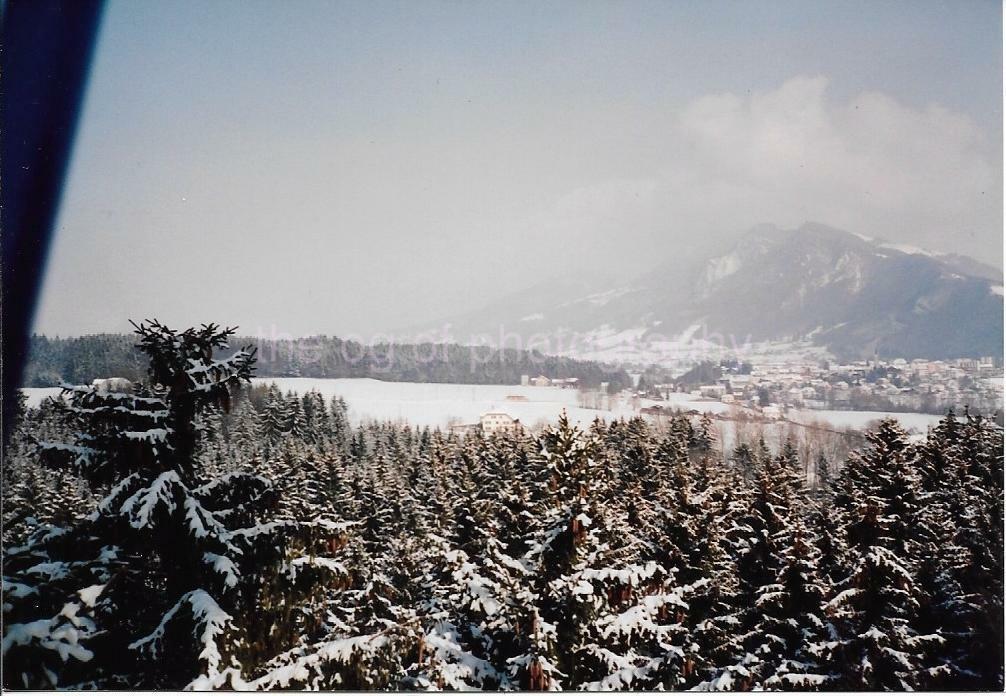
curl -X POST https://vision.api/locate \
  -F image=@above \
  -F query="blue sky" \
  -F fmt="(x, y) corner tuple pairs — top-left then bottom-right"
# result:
(35, 0), (1003, 336)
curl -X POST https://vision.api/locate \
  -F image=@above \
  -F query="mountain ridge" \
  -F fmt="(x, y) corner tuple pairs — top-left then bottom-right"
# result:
(409, 223), (1003, 362)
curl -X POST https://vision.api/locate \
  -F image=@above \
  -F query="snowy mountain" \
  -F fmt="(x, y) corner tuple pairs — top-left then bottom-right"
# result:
(420, 223), (1003, 361)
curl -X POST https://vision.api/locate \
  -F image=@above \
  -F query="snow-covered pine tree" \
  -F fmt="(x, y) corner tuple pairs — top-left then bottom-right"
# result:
(2, 392), (93, 547)
(1, 321), (346, 689)
(925, 410), (1005, 689)
(667, 413), (694, 456)
(822, 419), (942, 690)
(696, 452), (794, 689)
(259, 386), (286, 450)
(284, 392), (308, 442)
(824, 502), (939, 689)
(509, 412), (602, 690)
(406, 490), (520, 689)
(518, 415), (698, 689)
(756, 520), (834, 689)
(300, 390), (329, 445)
(813, 452), (831, 494)
(809, 497), (849, 591)
(229, 393), (262, 459)
(692, 413), (716, 456)
(731, 442), (757, 482)
(329, 395), (351, 455)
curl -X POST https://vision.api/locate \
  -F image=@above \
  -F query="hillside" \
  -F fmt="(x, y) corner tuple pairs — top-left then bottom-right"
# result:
(420, 223), (1003, 361)
(22, 333), (632, 390)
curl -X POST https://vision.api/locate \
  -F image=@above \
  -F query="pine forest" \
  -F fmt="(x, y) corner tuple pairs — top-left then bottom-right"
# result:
(2, 322), (1003, 691)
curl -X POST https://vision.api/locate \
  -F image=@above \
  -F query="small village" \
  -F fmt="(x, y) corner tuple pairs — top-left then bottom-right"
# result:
(652, 355), (1003, 417)
(451, 356), (1004, 438)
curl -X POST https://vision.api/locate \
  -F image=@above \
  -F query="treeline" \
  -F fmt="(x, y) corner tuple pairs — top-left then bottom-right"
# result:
(26, 334), (148, 386)
(639, 359), (752, 392)
(24, 332), (631, 389)
(3, 322), (1003, 690)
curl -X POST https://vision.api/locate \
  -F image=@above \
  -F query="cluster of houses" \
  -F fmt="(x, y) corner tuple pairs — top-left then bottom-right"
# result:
(667, 356), (1003, 417)
(520, 374), (583, 389)
(447, 358), (1003, 438)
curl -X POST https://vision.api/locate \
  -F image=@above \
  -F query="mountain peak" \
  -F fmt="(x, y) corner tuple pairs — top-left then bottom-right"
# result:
(413, 223), (1003, 361)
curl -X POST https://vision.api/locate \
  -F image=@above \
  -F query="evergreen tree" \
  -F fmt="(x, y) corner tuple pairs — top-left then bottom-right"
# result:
(2, 322), (341, 689)
(823, 419), (941, 689)
(259, 387), (286, 447)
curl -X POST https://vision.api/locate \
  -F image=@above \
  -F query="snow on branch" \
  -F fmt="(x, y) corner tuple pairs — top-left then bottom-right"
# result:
(244, 632), (396, 690)
(129, 589), (233, 683)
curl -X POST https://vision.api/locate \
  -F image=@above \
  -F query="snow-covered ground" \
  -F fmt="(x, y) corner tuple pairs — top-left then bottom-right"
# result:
(20, 378), (949, 439)
(649, 391), (733, 415)
(251, 378), (639, 429)
(247, 378), (947, 436)
(551, 323), (832, 371)
(786, 407), (945, 434)
(640, 398), (945, 449)
(20, 387), (64, 408)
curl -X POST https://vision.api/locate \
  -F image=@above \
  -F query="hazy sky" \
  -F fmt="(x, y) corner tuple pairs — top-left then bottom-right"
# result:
(34, 0), (1003, 338)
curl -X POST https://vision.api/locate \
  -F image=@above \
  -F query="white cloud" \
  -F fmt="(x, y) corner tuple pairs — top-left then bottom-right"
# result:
(527, 76), (1000, 269)
(663, 75), (999, 259)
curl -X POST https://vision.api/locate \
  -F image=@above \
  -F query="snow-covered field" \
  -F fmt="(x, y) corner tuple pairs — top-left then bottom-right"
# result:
(247, 378), (948, 436)
(252, 378), (639, 429)
(640, 393), (944, 436)
(787, 407), (945, 434)
(641, 400), (945, 449)
(553, 323), (832, 371)
(20, 378), (948, 439)
(20, 387), (63, 408)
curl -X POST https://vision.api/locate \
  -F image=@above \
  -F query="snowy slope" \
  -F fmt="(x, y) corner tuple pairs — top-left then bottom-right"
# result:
(413, 223), (1002, 362)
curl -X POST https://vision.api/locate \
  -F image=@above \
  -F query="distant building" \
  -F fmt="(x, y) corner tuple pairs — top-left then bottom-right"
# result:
(481, 412), (524, 435)
(530, 375), (551, 387)
(639, 405), (669, 423)
(448, 423), (479, 436)
(699, 384), (727, 399)
(520, 374), (530, 386)
(761, 405), (783, 420)
(91, 377), (133, 394)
